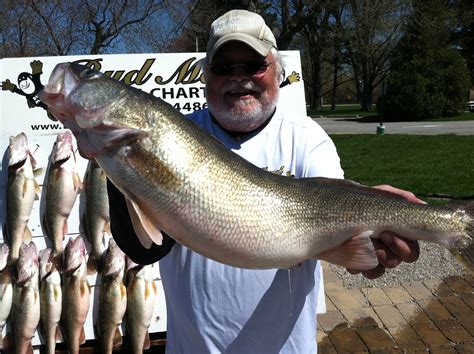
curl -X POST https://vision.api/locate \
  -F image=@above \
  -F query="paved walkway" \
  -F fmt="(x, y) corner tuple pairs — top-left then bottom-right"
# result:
(313, 117), (474, 135)
(317, 262), (474, 353)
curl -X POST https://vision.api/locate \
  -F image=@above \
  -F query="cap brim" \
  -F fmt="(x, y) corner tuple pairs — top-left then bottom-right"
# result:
(208, 33), (274, 62)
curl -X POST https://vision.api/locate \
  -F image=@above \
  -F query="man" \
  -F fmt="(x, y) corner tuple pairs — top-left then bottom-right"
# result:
(108, 9), (420, 353)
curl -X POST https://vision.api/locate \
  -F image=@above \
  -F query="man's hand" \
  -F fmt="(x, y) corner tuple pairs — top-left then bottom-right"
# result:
(347, 185), (422, 279)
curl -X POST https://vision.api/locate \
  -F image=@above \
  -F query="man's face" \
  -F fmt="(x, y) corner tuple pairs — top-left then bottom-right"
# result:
(205, 42), (280, 133)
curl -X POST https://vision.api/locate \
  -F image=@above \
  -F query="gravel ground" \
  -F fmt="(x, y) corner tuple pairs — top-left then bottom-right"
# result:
(328, 242), (470, 289)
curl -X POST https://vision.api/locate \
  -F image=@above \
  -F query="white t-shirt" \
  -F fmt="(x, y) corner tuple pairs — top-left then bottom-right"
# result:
(159, 107), (344, 353)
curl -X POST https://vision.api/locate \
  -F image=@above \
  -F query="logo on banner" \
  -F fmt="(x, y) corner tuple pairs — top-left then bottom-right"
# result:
(1, 60), (56, 120)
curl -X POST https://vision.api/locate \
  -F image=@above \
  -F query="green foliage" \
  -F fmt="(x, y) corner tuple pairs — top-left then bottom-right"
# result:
(378, 0), (471, 121)
(331, 134), (474, 199)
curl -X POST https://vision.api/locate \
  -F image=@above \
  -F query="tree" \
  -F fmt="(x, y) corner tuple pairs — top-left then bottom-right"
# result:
(449, 0), (474, 85)
(168, 0), (274, 53)
(338, 0), (410, 111)
(379, 0), (470, 120)
(300, 3), (334, 110)
(1, 0), (172, 57)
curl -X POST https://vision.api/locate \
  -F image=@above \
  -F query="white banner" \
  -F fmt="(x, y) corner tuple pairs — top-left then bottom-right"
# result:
(1, 51), (306, 137)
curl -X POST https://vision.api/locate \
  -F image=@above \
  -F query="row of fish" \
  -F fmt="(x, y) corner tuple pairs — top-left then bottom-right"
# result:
(4, 131), (108, 271)
(0, 238), (157, 354)
(3, 131), (158, 352)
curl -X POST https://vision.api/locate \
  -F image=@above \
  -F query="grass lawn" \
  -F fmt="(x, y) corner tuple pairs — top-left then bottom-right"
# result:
(308, 105), (474, 121)
(330, 134), (474, 201)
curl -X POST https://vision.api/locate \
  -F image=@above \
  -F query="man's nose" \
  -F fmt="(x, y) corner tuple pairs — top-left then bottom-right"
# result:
(229, 67), (251, 80)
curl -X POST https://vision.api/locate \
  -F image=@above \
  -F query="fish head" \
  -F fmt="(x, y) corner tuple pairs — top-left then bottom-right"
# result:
(8, 132), (31, 167)
(64, 235), (87, 275)
(103, 238), (126, 277)
(16, 242), (39, 285)
(0, 243), (9, 271)
(40, 63), (149, 159)
(38, 248), (55, 279)
(51, 130), (76, 163)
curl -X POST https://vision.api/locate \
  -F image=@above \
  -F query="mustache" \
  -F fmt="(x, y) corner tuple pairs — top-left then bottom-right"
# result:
(222, 80), (262, 94)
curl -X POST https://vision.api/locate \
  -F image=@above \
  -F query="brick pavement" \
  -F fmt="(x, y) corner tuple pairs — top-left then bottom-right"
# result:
(317, 262), (474, 353)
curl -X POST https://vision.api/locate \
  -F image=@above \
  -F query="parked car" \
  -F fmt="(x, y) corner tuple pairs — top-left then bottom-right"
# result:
(469, 101), (474, 112)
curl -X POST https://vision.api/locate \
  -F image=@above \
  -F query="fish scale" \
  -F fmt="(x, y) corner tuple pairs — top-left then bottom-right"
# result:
(39, 63), (474, 272)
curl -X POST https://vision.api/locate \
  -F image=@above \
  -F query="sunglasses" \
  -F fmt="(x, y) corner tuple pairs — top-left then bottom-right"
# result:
(209, 61), (273, 76)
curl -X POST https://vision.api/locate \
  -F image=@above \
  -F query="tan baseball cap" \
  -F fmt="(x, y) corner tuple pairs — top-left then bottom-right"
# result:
(207, 9), (277, 62)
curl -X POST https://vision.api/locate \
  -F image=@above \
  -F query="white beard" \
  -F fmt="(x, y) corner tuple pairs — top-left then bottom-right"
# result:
(207, 79), (279, 132)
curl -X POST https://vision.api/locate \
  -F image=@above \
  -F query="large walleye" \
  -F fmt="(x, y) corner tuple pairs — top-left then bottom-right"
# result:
(39, 248), (62, 354)
(83, 159), (110, 271)
(11, 242), (41, 354)
(5, 133), (40, 263)
(40, 63), (474, 271)
(41, 130), (82, 256)
(0, 244), (13, 350)
(97, 238), (127, 353)
(62, 235), (90, 354)
(125, 259), (156, 354)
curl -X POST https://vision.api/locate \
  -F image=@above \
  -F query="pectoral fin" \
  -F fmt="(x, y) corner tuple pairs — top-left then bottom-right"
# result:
(113, 327), (123, 347)
(80, 326), (86, 344)
(126, 199), (163, 249)
(317, 231), (379, 270)
(144, 331), (151, 349)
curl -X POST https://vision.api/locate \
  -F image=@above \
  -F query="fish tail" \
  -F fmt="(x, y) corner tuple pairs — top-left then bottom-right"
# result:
(451, 205), (474, 272)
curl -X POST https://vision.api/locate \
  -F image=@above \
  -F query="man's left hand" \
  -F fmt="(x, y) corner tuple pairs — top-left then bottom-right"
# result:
(346, 185), (422, 279)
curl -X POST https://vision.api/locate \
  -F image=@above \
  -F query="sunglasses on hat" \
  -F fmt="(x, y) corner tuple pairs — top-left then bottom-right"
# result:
(209, 61), (273, 76)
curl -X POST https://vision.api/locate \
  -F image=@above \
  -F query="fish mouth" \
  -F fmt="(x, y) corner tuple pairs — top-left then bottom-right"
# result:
(39, 63), (82, 122)
(52, 130), (75, 162)
(40, 63), (110, 124)
(16, 243), (39, 284)
(103, 239), (125, 276)
(38, 248), (54, 279)
(8, 132), (29, 166)
(42, 63), (79, 98)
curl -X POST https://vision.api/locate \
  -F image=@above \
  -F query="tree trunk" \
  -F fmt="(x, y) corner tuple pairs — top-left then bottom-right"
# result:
(310, 52), (323, 111)
(330, 59), (338, 111)
(360, 85), (373, 111)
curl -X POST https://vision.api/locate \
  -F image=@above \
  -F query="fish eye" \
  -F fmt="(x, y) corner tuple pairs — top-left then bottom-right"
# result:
(80, 68), (100, 79)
